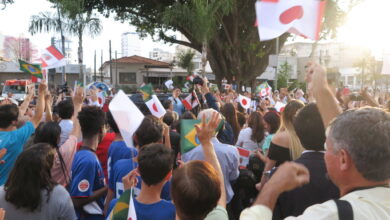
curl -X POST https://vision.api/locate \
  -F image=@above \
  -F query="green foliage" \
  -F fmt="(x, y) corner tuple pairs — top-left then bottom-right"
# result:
(277, 61), (291, 89)
(50, 0), (350, 84)
(177, 50), (196, 74)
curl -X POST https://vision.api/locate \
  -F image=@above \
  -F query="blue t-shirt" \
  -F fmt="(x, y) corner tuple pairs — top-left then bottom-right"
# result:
(107, 141), (137, 181)
(133, 198), (175, 220)
(168, 97), (184, 116)
(70, 149), (106, 220)
(109, 158), (172, 200)
(108, 198), (175, 220)
(0, 121), (34, 185)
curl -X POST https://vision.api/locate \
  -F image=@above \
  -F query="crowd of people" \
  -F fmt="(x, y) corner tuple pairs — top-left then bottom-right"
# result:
(0, 61), (388, 220)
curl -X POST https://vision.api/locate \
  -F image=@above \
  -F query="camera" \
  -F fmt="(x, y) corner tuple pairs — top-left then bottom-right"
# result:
(192, 76), (204, 86)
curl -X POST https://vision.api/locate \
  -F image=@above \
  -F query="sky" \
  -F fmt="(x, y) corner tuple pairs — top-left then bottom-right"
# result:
(1, 0), (390, 69)
(0, 0), (179, 69)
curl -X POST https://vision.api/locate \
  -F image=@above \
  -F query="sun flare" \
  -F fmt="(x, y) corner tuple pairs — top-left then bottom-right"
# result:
(338, 0), (390, 54)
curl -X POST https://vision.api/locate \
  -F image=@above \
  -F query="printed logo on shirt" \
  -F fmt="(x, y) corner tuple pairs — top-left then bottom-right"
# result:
(78, 179), (90, 192)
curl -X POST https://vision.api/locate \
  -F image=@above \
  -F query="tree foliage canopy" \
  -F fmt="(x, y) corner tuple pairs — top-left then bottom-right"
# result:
(178, 49), (196, 74)
(51, 0), (348, 85)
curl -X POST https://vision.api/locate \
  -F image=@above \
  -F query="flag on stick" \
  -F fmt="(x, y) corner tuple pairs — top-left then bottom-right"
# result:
(255, 0), (326, 41)
(238, 94), (251, 109)
(180, 119), (201, 154)
(19, 59), (43, 79)
(139, 84), (166, 118)
(182, 91), (199, 110)
(41, 45), (66, 69)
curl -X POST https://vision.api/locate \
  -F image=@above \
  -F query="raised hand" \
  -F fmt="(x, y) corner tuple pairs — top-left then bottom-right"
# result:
(267, 162), (310, 193)
(122, 168), (140, 191)
(195, 112), (221, 145)
(38, 81), (48, 95)
(73, 87), (85, 106)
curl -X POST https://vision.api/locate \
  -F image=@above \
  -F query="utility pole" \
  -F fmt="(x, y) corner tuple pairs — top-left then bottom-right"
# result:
(94, 50), (96, 82)
(100, 49), (103, 82)
(115, 50), (118, 87)
(109, 40), (113, 85)
(274, 37), (280, 91)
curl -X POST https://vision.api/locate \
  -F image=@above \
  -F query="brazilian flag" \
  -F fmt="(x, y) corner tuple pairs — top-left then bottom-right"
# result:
(180, 118), (225, 154)
(180, 119), (202, 154)
(108, 189), (133, 220)
(139, 83), (154, 101)
(18, 59), (43, 79)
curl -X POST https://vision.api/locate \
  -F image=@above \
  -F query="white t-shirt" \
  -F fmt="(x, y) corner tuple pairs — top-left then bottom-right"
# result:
(236, 127), (262, 152)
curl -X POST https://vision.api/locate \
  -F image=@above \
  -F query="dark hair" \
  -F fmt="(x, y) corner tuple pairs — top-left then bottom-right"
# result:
(263, 111), (281, 134)
(33, 122), (70, 184)
(135, 116), (163, 148)
(236, 112), (246, 128)
(221, 103), (240, 142)
(106, 111), (119, 133)
(181, 111), (196, 120)
(78, 106), (105, 139)
(5, 143), (56, 212)
(171, 161), (221, 220)
(293, 103), (325, 151)
(248, 112), (265, 143)
(162, 99), (172, 110)
(0, 104), (19, 128)
(57, 100), (74, 119)
(138, 143), (173, 186)
(163, 110), (175, 126)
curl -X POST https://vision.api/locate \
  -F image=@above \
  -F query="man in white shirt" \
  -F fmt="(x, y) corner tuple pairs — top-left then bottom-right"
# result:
(240, 63), (390, 220)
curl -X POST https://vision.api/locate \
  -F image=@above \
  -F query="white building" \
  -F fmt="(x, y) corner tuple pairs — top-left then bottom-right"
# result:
(121, 32), (142, 57)
(149, 48), (174, 62)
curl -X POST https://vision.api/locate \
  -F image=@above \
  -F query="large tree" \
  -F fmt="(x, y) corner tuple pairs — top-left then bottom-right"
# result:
(29, 11), (102, 84)
(52, 0), (346, 86)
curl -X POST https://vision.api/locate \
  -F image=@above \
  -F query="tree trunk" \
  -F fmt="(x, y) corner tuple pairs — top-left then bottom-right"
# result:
(201, 41), (207, 77)
(78, 30), (84, 85)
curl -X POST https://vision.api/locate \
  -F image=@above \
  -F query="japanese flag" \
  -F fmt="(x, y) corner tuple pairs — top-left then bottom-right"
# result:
(41, 46), (66, 69)
(255, 0), (326, 41)
(238, 95), (251, 109)
(145, 95), (166, 118)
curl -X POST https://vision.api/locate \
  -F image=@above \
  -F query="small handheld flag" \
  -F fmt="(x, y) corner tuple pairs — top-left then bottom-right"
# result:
(180, 119), (201, 154)
(238, 95), (251, 109)
(139, 84), (166, 118)
(255, 0), (326, 41)
(19, 59), (43, 79)
(139, 83), (153, 101)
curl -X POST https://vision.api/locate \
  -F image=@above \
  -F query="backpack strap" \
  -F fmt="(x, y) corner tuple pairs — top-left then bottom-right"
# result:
(333, 199), (353, 220)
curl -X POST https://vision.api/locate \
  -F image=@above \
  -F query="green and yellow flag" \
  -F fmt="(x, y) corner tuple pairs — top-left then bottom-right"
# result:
(180, 119), (201, 154)
(18, 59), (43, 79)
(139, 83), (154, 101)
(108, 189), (133, 220)
(180, 118), (225, 154)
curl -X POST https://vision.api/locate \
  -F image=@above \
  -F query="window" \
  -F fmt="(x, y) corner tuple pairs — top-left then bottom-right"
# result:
(119, 72), (137, 84)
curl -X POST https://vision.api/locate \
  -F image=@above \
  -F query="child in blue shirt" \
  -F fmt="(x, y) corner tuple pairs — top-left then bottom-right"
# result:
(70, 106), (108, 220)
(109, 143), (175, 220)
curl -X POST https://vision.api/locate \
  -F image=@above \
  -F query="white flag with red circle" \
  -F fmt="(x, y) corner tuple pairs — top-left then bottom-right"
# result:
(255, 0), (326, 41)
(238, 95), (251, 109)
(182, 91), (199, 110)
(145, 95), (166, 118)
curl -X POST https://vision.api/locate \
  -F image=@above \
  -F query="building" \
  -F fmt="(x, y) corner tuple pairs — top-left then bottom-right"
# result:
(260, 41), (376, 90)
(121, 32), (142, 57)
(0, 61), (85, 88)
(2, 36), (36, 63)
(54, 37), (73, 64)
(101, 55), (188, 89)
(149, 48), (174, 62)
